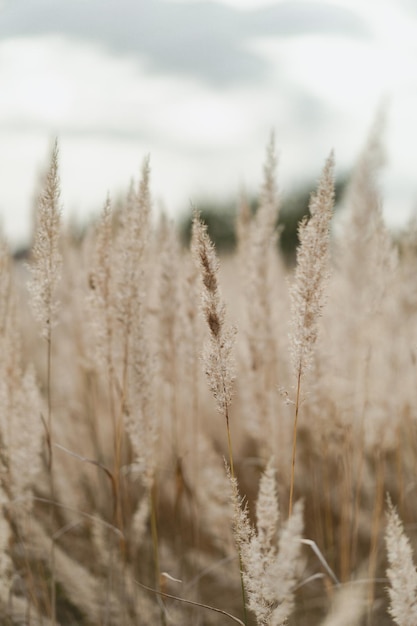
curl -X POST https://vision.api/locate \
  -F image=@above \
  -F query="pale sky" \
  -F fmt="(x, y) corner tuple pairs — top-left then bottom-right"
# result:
(0, 0), (416, 246)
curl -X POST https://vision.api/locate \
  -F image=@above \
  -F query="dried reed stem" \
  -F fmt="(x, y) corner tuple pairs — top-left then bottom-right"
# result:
(28, 139), (62, 471)
(289, 369), (301, 517)
(191, 210), (236, 474)
(27, 139), (62, 625)
(288, 153), (334, 516)
(192, 212), (247, 622)
(230, 461), (304, 625)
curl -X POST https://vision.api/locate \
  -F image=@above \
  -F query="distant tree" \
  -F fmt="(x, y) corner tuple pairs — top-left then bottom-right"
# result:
(179, 174), (348, 264)
(180, 199), (237, 252)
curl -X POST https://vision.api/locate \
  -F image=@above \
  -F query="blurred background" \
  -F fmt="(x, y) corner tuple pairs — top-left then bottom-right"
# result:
(0, 0), (416, 248)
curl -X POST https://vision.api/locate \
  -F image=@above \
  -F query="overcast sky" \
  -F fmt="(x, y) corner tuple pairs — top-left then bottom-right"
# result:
(1, 0), (416, 245)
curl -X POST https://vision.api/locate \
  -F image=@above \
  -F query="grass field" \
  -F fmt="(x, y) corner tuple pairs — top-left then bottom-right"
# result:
(0, 126), (416, 625)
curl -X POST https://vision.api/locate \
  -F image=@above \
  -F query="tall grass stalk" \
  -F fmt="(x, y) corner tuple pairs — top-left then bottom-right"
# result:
(191, 211), (237, 475)
(27, 139), (62, 624)
(191, 212), (248, 622)
(239, 133), (283, 452)
(288, 153), (335, 516)
(28, 139), (62, 474)
(3, 128), (417, 624)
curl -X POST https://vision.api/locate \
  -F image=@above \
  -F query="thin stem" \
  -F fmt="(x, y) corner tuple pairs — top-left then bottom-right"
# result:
(225, 405), (234, 479)
(50, 538), (56, 626)
(46, 330), (54, 482)
(224, 401), (248, 626)
(351, 345), (371, 569)
(136, 579), (245, 625)
(149, 482), (166, 626)
(237, 551), (248, 626)
(47, 333), (52, 450)
(289, 368), (302, 517)
(114, 346), (130, 540)
(367, 452), (385, 625)
(46, 327), (56, 626)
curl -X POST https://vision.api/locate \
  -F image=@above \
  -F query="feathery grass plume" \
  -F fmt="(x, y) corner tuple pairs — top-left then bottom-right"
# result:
(256, 459), (280, 562)
(155, 215), (182, 457)
(125, 305), (157, 493)
(385, 497), (417, 626)
(115, 166), (165, 616)
(330, 113), (397, 421)
(0, 233), (44, 611)
(113, 158), (151, 412)
(28, 139), (62, 340)
(88, 195), (115, 374)
(192, 213), (245, 622)
(266, 501), (304, 626)
(90, 168), (151, 449)
(7, 366), (42, 503)
(289, 151), (335, 378)
(125, 284), (158, 583)
(345, 119), (397, 442)
(335, 110), (388, 304)
(27, 139), (62, 473)
(229, 460), (304, 625)
(110, 160), (152, 534)
(87, 194), (123, 481)
(195, 434), (235, 553)
(114, 160), (151, 348)
(334, 113), (397, 382)
(328, 115), (398, 588)
(239, 133), (285, 452)
(240, 133), (281, 320)
(288, 152), (335, 515)
(26, 140), (62, 623)
(0, 239), (29, 479)
(191, 210), (237, 474)
(181, 249), (203, 474)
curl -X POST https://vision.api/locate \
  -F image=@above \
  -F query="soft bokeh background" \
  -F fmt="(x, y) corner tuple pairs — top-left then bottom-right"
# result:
(1, 0), (416, 246)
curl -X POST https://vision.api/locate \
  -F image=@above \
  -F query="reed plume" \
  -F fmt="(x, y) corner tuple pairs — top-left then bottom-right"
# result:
(230, 460), (304, 625)
(288, 152), (335, 515)
(191, 210), (237, 474)
(385, 498), (417, 626)
(27, 139), (62, 467)
(239, 133), (285, 453)
(28, 139), (62, 341)
(0, 125), (415, 625)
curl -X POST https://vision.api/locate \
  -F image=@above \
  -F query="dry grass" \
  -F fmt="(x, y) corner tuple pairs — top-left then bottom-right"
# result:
(0, 129), (416, 625)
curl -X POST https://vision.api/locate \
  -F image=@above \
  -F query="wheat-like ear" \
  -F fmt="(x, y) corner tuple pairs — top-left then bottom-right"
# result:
(27, 139), (63, 464)
(191, 210), (237, 473)
(26, 138), (63, 625)
(289, 151), (335, 378)
(28, 139), (62, 340)
(27, 139), (62, 455)
(385, 497), (417, 626)
(288, 152), (335, 516)
(239, 133), (284, 453)
(230, 460), (304, 626)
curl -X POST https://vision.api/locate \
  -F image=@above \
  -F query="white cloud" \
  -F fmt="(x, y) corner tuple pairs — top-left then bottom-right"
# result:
(0, 0), (416, 245)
